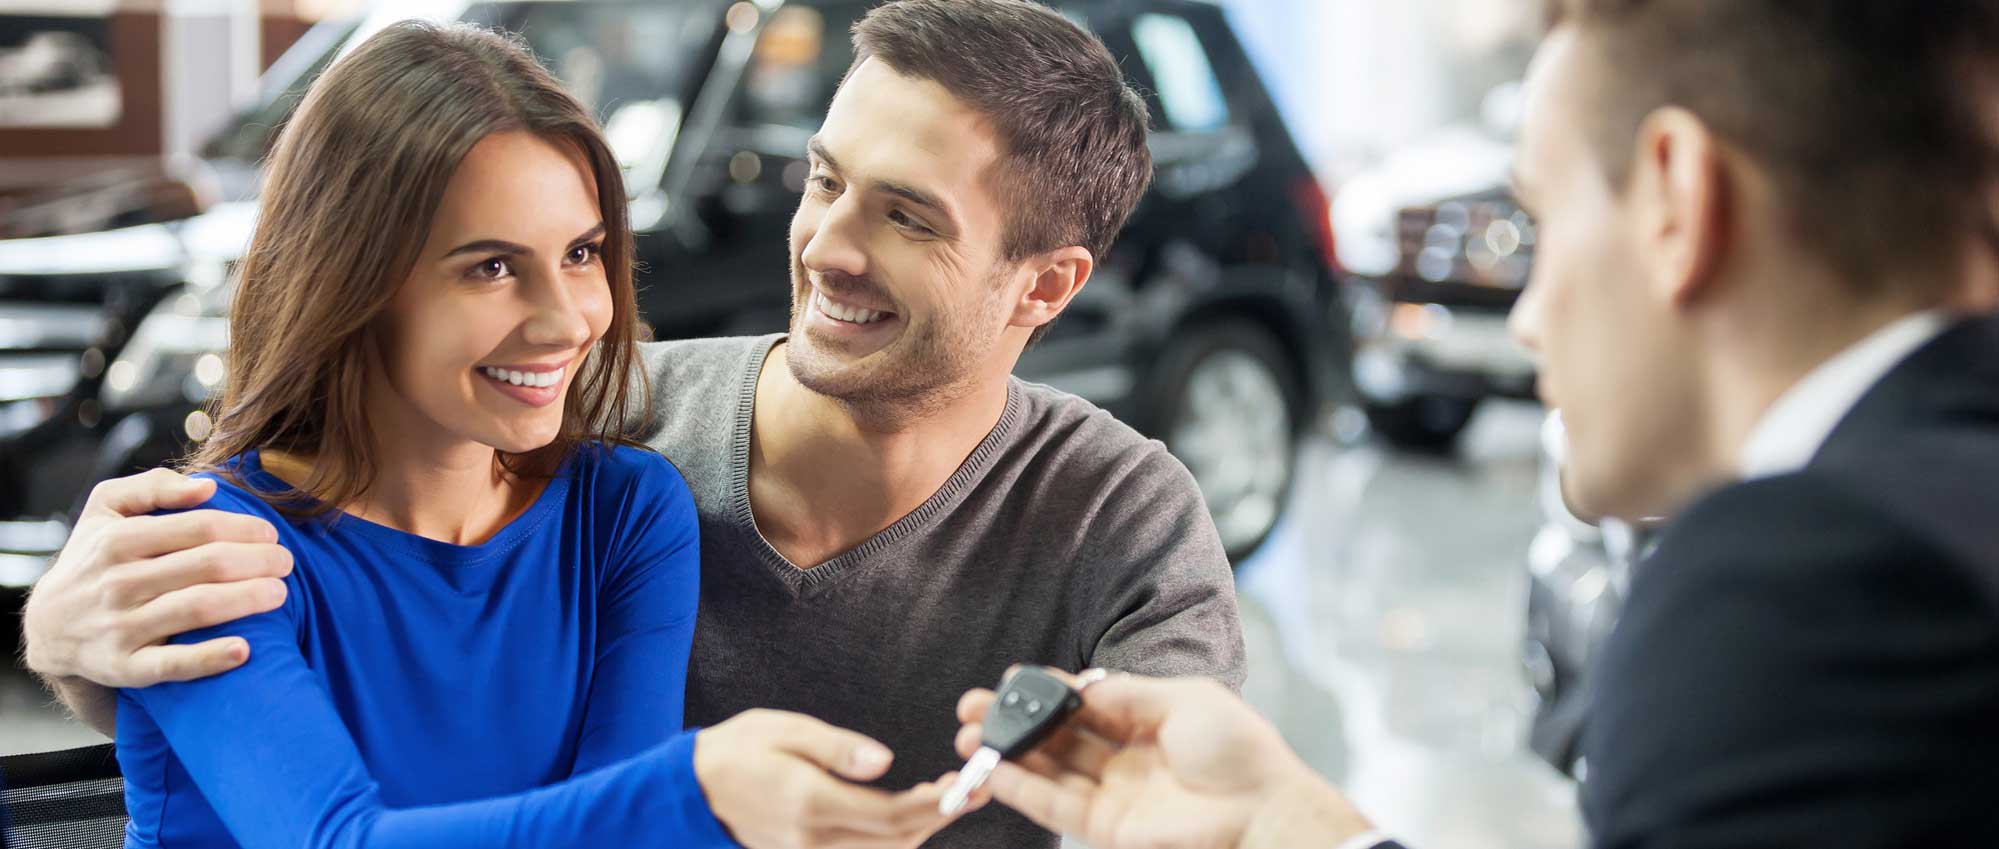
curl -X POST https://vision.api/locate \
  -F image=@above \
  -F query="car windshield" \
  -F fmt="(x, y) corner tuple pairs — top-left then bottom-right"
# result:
(199, 0), (718, 164)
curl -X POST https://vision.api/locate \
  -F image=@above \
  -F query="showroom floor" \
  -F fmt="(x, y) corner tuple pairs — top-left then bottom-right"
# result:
(1235, 400), (1582, 849)
(0, 400), (1583, 849)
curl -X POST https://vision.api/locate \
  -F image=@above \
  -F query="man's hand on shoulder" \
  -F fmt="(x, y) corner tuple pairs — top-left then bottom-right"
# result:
(23, 469), (294, 702)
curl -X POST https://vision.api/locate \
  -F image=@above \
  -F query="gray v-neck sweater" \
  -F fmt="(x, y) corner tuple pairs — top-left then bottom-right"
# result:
(637, 335), (1245, 849)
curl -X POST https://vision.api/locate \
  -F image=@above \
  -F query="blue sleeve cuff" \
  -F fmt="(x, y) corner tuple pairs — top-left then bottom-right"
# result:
(661, 730), (741, 849)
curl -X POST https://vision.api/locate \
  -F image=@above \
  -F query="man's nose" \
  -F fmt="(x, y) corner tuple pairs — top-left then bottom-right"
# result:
(799, 194), (869, 281)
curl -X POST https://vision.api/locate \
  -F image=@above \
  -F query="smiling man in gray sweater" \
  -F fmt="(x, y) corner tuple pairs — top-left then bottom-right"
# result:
(21, 3), (1244, 849)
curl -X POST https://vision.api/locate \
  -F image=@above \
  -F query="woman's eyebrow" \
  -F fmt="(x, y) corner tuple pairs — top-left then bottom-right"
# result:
(444, 238), (530, 259)
(444, 221), (605, 259)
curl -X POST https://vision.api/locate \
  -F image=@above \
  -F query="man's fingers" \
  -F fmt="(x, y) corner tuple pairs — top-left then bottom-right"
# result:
(956, 721), (1115, 785)
(100, 511), (282, 563)
(982, 760), (1097, 839)
(127, 638), (252, 684)
(110, 542), (293, 608)
(131, 578), (288, 643)
(1023, 723), (1118, 780)
(956, 688), (994, 723)
(764, 712), (897, 782)
(1068, 674), (1186, 743)
(955, 722), (983, 759)
(82, 469), (215, 519)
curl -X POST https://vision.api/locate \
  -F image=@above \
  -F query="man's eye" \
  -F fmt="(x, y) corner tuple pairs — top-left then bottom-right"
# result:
(889, 210), (932, 235)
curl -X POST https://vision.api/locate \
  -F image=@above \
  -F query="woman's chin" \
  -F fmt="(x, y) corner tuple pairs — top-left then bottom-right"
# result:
(483, 427), (563, 457)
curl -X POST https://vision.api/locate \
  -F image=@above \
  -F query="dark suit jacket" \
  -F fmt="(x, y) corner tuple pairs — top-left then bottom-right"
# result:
(1581, 314), (1999, 847)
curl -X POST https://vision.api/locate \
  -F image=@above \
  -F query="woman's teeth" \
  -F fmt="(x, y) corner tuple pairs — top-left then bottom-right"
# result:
(819, 294), (889, 325)
(480, 366), (561, 388)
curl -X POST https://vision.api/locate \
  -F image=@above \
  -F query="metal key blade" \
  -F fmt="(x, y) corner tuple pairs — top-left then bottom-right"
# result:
(939, 746), (1001, 815)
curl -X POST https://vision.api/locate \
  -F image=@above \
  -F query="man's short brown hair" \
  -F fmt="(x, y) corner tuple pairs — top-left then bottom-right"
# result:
(848, 0), (1154, 342)
(1550, 0), (1999, 293)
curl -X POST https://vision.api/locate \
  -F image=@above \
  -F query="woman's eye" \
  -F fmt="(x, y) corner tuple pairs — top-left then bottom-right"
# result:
(566, 243), (601, 265)
(811, 175), (839, 194)
(471, 258), (511, 280)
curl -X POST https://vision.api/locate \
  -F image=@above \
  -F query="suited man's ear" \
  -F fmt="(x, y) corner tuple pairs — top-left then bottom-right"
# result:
(1626, 106), (1731, 312)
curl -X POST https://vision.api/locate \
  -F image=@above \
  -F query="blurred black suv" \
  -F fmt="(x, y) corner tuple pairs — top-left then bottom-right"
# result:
(0, 0), (1353, 587)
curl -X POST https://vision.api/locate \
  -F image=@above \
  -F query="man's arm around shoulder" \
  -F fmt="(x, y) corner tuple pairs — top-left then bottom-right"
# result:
(20, 469), (294, 735)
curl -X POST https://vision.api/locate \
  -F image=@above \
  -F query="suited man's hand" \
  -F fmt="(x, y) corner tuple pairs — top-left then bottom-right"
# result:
(954, 671), (1372, 849)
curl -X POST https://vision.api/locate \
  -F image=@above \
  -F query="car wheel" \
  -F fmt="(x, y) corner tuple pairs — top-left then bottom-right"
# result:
(1148, 320), (1301, 563)
(1364, 395), (1478, 451)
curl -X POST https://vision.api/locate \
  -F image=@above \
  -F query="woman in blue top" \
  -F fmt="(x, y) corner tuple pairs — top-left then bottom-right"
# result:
(113, 20), (735, 849)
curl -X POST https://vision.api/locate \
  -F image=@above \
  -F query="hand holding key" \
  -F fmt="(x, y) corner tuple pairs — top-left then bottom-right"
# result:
(949, 669), (1375, 849)
(939, 666), (1086, 815)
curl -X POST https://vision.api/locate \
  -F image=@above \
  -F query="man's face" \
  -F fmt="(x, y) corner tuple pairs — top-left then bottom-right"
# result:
(1508, 27), (1705, 520)
(786, 57), (1019, 410)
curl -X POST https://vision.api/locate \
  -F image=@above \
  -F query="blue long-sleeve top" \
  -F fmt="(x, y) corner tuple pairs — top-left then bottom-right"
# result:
(114, 445), (736, 849)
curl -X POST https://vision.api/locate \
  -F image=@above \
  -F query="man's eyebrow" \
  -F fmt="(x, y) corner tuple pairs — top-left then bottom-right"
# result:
(807, 137), (839, 171)
(806, 137), (957, 227)
(877, 180), (952, 221)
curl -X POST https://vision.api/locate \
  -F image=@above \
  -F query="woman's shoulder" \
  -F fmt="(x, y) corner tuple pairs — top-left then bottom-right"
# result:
(570, 442), (693, 508)
(180, 460), (292, 521)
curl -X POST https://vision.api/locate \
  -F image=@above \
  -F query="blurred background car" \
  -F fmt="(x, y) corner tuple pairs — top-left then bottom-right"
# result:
(1520, 413), (1654, 780)
(0, 0), (1352, 596)
(1332, 91), (1537, 451)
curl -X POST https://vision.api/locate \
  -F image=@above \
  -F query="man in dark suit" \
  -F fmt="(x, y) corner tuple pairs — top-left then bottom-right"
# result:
(950, 1), (1999, 847)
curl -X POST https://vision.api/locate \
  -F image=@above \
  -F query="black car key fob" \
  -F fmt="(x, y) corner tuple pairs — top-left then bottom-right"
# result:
(939, 666), (1085, 814)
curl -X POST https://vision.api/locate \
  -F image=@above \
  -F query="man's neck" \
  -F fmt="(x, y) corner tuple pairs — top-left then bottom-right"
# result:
(1705, 298), (1949, 482)
(747, 342), (1012, 568)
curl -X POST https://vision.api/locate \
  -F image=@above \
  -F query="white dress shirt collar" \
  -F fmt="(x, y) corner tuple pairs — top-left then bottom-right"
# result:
(1738, 310), (1952, 480)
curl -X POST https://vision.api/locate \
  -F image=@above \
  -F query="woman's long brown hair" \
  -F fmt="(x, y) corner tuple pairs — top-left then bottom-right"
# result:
(183, 20), (649, 516)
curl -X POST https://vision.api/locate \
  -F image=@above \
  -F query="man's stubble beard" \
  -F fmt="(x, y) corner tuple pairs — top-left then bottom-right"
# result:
(785, 262), (1014, 427)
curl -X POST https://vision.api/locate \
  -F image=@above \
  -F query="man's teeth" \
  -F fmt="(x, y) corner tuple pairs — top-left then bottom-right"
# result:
(819, 294), (889, 325)
(480, 366), (561, 388)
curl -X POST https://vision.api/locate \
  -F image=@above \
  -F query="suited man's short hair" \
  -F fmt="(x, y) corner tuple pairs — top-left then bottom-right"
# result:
(1546, 0), (1999, 295)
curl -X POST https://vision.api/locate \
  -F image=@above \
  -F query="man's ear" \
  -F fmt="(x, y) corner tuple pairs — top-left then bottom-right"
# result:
(1010, 246), (1095, 332)
(1628, 106), (1732, 310)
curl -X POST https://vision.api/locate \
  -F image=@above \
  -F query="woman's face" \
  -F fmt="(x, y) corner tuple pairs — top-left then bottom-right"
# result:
(374, 130), (614, 456)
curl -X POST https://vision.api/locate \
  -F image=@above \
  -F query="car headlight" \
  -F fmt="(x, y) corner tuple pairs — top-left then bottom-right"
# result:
(101, 267), (231, 412)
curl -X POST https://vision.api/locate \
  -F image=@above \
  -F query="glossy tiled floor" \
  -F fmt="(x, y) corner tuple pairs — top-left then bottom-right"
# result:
(1235, 400), (1581, 849)
(0, 400), (1582, 848)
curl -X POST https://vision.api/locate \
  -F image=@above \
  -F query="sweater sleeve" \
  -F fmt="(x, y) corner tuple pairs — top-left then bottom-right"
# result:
(570, 450), (703, 775)
(120, 485), (735, 849)
(1076, 447), (1247, 691)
